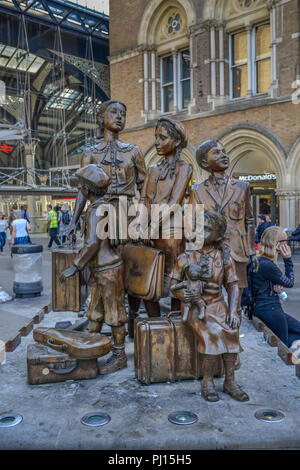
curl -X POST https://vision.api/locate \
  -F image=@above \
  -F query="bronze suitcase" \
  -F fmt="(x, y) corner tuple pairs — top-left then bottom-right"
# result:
(52, 247), (88, 312)
(134, 315), (224, 384)
(33, 327), (111, 359)
(27, 343), (98, 385)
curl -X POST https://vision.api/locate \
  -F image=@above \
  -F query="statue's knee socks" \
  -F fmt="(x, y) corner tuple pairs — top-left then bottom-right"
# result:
(112, 325), (126, 348)
(89, 320), (103, 333)
(201, 354), (219, 381)
(223, 353), (238, 381)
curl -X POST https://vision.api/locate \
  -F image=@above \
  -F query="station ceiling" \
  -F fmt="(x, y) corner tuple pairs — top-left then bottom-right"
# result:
(0, 0), (109, 170)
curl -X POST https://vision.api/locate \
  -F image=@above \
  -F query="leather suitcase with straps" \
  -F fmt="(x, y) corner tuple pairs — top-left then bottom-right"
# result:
(134, 313), (224, 384)
(27, 343), (99, 385)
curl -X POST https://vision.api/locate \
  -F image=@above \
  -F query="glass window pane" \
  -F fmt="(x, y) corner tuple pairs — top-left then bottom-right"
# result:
(163, 84), (174, 112)
(6, 56), (19, 68)
(257, 58), (271, 93)
(27, 58), (45, 73)
(256, 24), (270, 60)
(232, 65), (248, 98)
(162, 56), (173, 84)
(182, 79), (190, 108)
(0, 57), (8, 66)
(233, 31), (248, 65)
(181, 50), (190, 79)
(1, 46), (15, 58)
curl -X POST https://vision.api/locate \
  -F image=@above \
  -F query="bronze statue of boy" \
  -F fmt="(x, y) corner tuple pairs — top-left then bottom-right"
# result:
(188, 140), (256, 315)
(60, 100), (146, 374)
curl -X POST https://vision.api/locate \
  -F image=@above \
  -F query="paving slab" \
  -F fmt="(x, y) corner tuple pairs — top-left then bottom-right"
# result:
(0, 309), (29, 343)
(0, 310), (300, 450)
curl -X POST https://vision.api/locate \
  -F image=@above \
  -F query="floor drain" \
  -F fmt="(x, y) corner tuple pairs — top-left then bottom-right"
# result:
(0, 414), (23, 428)
(81, 412), (111, 427)
(255, 409), (285, 423)
(168, 411), (198, 425)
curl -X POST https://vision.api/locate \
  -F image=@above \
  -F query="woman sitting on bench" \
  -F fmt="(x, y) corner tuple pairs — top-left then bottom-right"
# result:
(252, 226), (300, 349)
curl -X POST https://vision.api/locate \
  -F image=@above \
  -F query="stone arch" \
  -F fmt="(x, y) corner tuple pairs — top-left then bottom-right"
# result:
(202, 0), (267, 23)
(202, 0), (221, 21)
(144, 143), (203, 183)
(137, 0), (197, 46)
(287, 135), (300, 187)
(217, 124), (287, 188)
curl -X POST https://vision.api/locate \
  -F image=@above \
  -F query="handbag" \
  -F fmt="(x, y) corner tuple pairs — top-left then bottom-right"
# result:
(123, 243), (165, 301)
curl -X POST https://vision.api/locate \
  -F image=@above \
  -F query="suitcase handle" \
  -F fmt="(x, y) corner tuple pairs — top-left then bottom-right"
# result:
(49, 362), (79, 375)
(166, 310), (181, 318)
(47, 339), (68, 352)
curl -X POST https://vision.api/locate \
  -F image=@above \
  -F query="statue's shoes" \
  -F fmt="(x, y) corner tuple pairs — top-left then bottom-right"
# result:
(99, 348), (127, 375)
(223, 382), (249, 402)
(201, 380), (219, 402)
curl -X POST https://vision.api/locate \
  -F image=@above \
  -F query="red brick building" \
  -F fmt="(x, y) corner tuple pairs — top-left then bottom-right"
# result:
(110, 0), (300, 228)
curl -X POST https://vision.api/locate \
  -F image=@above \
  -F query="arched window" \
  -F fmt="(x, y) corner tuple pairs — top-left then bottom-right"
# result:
(230, 23), (271, 98)
(138, 0), (196, 118)
(202, 0), (276, 106)
(160, 48), (190, 112)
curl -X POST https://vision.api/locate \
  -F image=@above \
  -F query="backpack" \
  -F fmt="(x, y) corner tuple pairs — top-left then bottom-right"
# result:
(241, 259), (273, 319)
(241, 260), (261, 319)
(241, 261), (255, 307)
(62, 211), (71, 225)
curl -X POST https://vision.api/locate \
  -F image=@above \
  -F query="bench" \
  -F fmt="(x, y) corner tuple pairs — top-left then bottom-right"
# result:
(251, 316), (300, 374)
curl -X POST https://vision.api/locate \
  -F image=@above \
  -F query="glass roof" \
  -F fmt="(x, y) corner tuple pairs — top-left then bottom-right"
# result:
(0, 43), (45, 73)
(77, 96), (102, 114)
(45, 87), (82, 110)
(0, 0), (109, 37)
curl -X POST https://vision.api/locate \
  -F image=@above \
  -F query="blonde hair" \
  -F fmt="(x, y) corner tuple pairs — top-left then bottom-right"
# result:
(259, 226), (285, 261)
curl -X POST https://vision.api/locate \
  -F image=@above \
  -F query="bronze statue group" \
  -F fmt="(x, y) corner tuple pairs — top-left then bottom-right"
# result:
(58, 99), (298, 403)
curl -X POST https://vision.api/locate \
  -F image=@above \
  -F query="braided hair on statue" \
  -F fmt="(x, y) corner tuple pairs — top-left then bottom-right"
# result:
(156, 116), (187, 179)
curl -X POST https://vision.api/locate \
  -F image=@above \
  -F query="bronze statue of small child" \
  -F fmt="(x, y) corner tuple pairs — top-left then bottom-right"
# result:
(171, 210), (249, 403)
(171, 264), (206, 322)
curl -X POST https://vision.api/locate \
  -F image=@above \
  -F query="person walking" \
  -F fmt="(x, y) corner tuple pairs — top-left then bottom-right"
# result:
(0, 212), (8, 255)
(54, 205), (62, 237)
(60, 203), (72, 244)
(254, 215), (269, 249)
(11, 210), (31, 245)
(47, 204), (61, 249)
(21, 205), (30, 223)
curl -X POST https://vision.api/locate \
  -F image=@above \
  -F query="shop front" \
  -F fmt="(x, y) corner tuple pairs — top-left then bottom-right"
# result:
(234, 173), (278, 224)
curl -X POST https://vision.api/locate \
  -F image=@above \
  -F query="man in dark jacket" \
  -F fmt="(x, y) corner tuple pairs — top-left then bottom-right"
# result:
(255, 215), (269, 244)
(266, 214), (276, 228)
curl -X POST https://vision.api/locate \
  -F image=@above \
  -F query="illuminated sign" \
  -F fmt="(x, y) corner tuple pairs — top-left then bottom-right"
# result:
(0, 143), (14, 155)
(239, 174), (276, 181)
